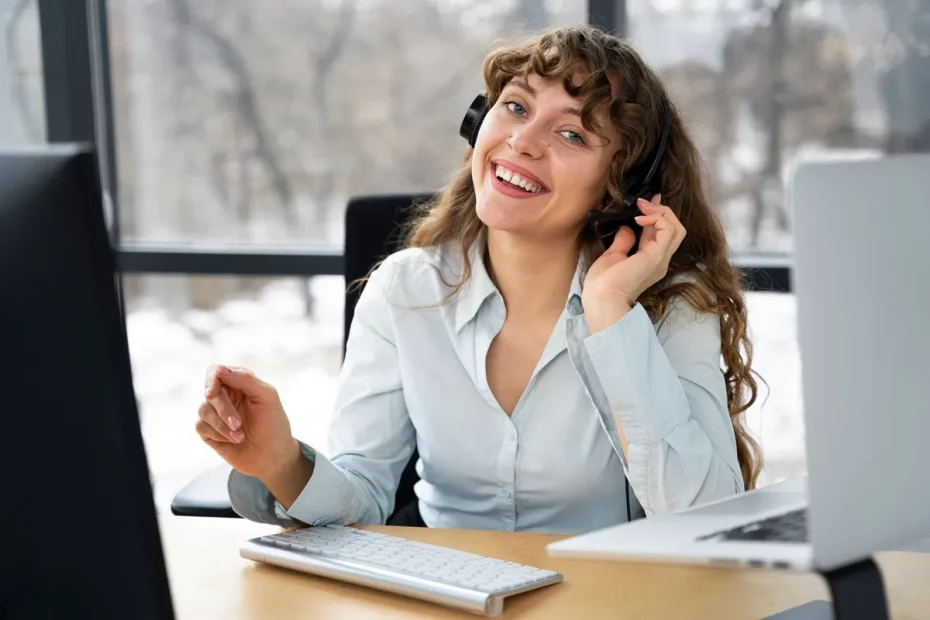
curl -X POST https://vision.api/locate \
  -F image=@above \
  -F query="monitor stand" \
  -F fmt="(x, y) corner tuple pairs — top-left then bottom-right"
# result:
(764, 558), (888, 620)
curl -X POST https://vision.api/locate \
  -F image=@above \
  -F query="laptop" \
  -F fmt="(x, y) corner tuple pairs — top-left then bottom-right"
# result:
(548, 153), (930, 573)
(0, 146), (175, 619)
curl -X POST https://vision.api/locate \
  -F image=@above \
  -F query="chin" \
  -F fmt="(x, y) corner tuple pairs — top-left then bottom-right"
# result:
(475, 195), (537, 234)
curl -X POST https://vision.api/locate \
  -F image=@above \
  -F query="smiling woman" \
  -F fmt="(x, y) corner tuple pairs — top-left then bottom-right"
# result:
(204, 25), (763, 534)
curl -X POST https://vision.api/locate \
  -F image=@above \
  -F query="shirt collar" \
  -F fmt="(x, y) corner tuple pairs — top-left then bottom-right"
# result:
(452, 237), (587, 333)
(452, 239), (498, 333)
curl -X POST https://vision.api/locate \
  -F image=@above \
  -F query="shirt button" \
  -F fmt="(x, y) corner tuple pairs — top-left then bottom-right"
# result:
(508, 430), (516, 440)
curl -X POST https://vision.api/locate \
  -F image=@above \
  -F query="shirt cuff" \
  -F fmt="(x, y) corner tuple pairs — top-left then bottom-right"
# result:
(582, 303), (689, 445)
(285, 445), (356, 526)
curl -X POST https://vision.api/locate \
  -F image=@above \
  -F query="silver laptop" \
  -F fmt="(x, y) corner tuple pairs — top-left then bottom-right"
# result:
(548, 153), (930, 573)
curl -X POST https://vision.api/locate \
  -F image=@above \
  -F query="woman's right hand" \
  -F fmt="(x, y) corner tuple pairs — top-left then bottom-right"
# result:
(196, 365), (302, 484)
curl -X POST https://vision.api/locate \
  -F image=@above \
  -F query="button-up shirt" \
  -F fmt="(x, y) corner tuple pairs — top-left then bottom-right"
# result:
(228, 241), (743, 534)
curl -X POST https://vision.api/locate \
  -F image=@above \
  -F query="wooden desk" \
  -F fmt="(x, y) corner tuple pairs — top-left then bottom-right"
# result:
(159, 516), (930, 619)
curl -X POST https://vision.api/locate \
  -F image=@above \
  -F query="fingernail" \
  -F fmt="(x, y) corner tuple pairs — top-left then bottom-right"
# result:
(217, 365), (229, 376)
(230, 430), (244, 443)
(228, 416), (241, 431)
(637, 197), (647, 204)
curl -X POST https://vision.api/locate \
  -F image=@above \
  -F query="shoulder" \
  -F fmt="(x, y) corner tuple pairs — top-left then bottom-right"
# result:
(369, 244), (463, 306)
(379, 245), (447, 274)
(376, 244), (460, 284)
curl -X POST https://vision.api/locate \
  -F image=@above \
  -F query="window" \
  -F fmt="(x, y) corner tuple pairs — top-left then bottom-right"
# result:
(106, 0), (587, 246)
(744, 291), (803, 486)
(124, 274), (344, 512)
(0, 0), (44, 144)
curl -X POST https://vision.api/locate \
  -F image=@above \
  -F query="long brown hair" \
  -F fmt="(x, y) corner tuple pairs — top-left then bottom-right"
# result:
(403, 25), (763, 490)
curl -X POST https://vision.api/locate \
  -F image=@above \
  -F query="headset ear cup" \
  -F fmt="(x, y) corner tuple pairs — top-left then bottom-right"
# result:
(460, 93), (489, 148)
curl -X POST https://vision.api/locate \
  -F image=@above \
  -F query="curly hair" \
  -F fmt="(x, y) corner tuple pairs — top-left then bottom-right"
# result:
(403, 25), (763, 490)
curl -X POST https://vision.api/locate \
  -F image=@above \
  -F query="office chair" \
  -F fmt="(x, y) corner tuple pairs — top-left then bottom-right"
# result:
(171, 193), (434, 523)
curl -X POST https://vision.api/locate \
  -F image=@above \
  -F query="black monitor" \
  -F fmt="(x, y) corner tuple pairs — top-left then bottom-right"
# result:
(0, 146), (175, 619)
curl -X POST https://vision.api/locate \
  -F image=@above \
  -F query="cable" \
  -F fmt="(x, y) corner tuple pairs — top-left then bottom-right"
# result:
(625, 478), (632, 522)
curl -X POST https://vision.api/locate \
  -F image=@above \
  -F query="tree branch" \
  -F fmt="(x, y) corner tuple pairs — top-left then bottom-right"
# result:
(168, 0), (295, 224)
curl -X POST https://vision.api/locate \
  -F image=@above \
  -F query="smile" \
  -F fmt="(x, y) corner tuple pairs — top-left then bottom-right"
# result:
(489, 161), (550, 199)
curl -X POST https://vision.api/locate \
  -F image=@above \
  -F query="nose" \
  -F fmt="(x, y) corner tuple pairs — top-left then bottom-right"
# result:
(507, 122), (545, 159)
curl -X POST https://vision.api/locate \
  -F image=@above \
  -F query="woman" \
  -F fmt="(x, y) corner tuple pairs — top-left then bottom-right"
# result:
(195, 25), (761, 534)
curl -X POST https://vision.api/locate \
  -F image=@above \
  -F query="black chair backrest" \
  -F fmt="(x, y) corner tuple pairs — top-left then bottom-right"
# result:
(343, 193), (434, 356)
(342, 192), (435, 524)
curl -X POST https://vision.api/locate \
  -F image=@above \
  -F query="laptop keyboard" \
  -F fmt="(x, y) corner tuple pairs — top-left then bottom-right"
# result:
(697, 508), (808, 543)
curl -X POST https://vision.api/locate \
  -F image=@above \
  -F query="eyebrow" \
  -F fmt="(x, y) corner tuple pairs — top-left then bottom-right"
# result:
(508, 79), (585, 119)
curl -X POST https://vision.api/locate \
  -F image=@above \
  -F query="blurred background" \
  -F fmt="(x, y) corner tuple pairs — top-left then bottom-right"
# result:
(2, 0), (928, 512)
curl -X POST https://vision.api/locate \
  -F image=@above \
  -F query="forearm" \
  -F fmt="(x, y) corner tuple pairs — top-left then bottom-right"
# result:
(583, 301), (633, 336)
(261, 439), (315, 510)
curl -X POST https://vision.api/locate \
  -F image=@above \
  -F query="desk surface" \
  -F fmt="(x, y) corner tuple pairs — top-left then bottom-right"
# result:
(159, 517), (930, 619)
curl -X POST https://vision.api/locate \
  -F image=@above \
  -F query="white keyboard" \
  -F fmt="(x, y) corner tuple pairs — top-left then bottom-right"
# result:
(240, 524), (562, 616)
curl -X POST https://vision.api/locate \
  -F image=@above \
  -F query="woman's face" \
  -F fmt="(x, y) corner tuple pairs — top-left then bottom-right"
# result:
(471, 72), (622, 241)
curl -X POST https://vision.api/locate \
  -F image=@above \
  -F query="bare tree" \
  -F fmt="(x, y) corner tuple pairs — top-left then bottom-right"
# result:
(168, 0), (296, 227)
(722, 0), (857, 247)
(305, 0), (356, 228)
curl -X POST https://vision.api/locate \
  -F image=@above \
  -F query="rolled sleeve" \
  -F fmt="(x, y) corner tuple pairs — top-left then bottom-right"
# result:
(227, 441), (319, 527)
(286, 449), (357, 525)
(569, 300), (743, 517)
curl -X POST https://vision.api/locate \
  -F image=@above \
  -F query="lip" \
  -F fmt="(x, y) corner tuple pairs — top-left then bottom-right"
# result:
(490, 159), (550, 192)
(491, 170), (544, 199)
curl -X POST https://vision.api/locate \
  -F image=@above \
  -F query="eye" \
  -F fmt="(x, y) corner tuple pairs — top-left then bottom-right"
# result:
(503, 100), (527, 116)
(561, 129), (586, 145)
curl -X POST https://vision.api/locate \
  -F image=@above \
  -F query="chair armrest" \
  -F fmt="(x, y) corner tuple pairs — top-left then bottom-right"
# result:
(170, 463), (240, 518)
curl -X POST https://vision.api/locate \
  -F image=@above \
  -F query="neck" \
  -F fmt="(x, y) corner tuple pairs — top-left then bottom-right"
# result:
(484, 229), (580, 319)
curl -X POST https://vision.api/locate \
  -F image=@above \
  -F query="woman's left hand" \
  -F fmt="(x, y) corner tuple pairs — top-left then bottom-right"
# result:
(582, 193), (687, 333)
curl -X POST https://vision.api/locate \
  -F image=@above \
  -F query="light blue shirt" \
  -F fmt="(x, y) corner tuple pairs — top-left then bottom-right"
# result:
(228, 240), (744, 534)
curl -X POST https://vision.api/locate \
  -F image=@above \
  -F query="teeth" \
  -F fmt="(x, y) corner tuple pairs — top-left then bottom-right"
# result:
(494, 164), (544, 193)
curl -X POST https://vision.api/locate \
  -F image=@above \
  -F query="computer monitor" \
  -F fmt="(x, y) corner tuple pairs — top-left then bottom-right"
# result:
(0, 145), (175, 619)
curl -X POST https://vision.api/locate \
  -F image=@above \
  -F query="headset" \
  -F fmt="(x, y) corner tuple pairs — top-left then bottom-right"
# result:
(460, 92), (672, 256)
(461, 93), (673, 522)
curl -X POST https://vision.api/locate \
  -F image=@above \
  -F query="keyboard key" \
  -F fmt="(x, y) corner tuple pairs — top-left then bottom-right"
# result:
(697, 508), (809, 543)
